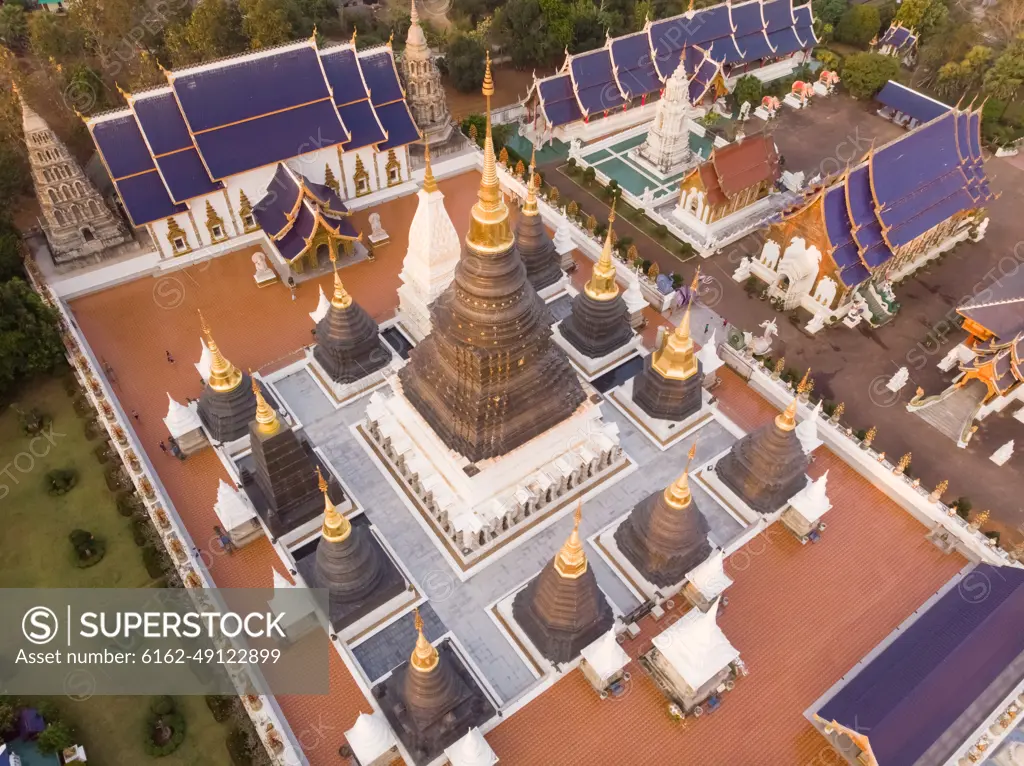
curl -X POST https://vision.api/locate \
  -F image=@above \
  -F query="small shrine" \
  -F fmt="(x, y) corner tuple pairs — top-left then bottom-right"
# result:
(579, 629), (631, 697)
(682, 548), (732, 612)
(344, 712), (398, 766)
(443, 727), (499, 766)
(874, 22), (918, 66)
(163, 394), (206, 455)
(212, 479), (262, 549)
(781, 471), (832, 542)
(399, 0), (454, 145)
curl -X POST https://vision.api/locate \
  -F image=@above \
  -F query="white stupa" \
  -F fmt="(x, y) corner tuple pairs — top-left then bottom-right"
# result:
(309, 285), (330, 324)
(636, 58), (696, 177)
(444, 727), (499, 766)
(788, 471), (832, 525)
(554, 216), (576, 271)
(685, 548), (732, 603)
(651, 599), (739, 692)
(396, 145), (461, 343)
(195, 338), (212, 381)
(991, 439), (1015, 466)
(796, 400), (823, 454)
(580, 628), (630, 690)
(697, 329), (724, 374)
(622, 266), (649, 328)
(345, 713), (398, 766)
(213, 479), (261, 547)
(163, 394), (202, 438)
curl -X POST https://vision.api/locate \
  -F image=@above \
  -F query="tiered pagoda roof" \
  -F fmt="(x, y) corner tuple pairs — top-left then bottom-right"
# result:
(527, 0), (817, 126)
(958, 333), (1024, 400)
(958, 269), (1024, 342)
(682, 132), (780, 207)
(877, 21), (918, 55)
(773, 106), (993, 289)
(87, 39), (420, 227)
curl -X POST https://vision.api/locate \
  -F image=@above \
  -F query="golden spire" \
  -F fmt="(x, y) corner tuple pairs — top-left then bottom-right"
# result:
(422, 141), (438, 193)
(652, 265), (699, 380)
(328, 243), (352, 309)
(318, 467), (351, 542)
(250, 374), (281, 435)
(523, 169), (539, 216)
(584, 199), (619, 300)
(554, 502), (588, 579)
(198, 310), (243, 392)
(797, 368), (812, 394)
(410, 607), (439, 673)
(466, 52), (513, 255)
(529, 144), (537, 174)
(664, 443), (697, 509)
(775, 398), (798, 431)
(350, 26), (357, 47)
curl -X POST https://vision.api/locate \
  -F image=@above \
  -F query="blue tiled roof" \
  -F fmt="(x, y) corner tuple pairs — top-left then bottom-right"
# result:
(736, 30), (776, 60)
(763, 0), (795, 32)
(253, 164), (300, 238)
(889, 187), (976, 247)
(824, 187), (857, 263)
(155, 149), (223, 202)
(876, 81), (951, 125)
(691, 5), (735, 44)
(838, 262), (870, 287)
(276, 202), (318, 260)
(538, 75), (583, 127)
(818, 565), (1024, 766)
(324, 211), (359, 239)
(91, 114), (155, 179)
(360, 51), (405, 106)
(650, 17), (700, 57)
(375, 100), (420, 150)
(732, 0), (765, 35)
(795, 22), (818, 47)
(767, 26), (804, 57)
(304, 177), (349, 212)
(846, 167), (876, 231)
(881, 24), (917, 51)
(611, 33), (661, 98)
(338, 99), (386, 150)
(692, 56), (719, 86)
(873, 112), (961, 209)
(793, 4), (814, 28)
(116, 171), (187, 226)
(132, 92), (193, 155)
(708, 36), (746, 64)
(172, 45), (330, 133)
(194, 99), (348, 179)
(320, 47), (370, 105)
(572, 49), (626, 114)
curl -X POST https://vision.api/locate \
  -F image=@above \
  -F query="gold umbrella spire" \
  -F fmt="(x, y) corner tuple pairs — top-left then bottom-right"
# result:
(554, 502), (588, 579)
(466, 52), (513, 255)
(198, 310), (243, 392)
(250, 373), (281, 435)
(775, 398), (798, 431)
(797, 368), (812, 394)
(317, 467), (350, 542)
(328, 242), (352, 309)
(651, 265), (699, 380)
(664, 443), (697, 509)
(410, 607), (439, 672)
(523, 168), (539, 216)
(585, 199), (619, 300)
(422, 140), (438, 193)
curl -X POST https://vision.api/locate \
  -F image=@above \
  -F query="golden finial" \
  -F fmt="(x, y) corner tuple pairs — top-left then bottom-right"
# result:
(895, 452), (911, 473)
(554, 502), (588, 579)
(775, 398), (798, 432)
(773, 357), (785, 375)
(328, 241), (352, 309)
(797, 368), (812, 394)
(688, 0), (695, 11)
(115, 82), (131, 101)
(833, 402), (844, 419)
(653, 291), (698, 381)
(523, 169), (539, 216)
(250, 374), (281, 435)
(388, 30), (394, 47)
(864, 426), (877, 444)
(930, 479), (948, 502)
(664, 443), (697, 509)
(410, 608), (439, 672)
(317, 467), (350, 542)
(690, 264), (701, 293)
(585, 200), (619, 301)
(973, 510), (990, 528)
(529, 144), (536, 173)
(311, 24), (318, 41)
(198, 311), (243, 392)
(466, 51), (512, 255)
(422, 141), (438, 193)
(350, 26), (357, 47)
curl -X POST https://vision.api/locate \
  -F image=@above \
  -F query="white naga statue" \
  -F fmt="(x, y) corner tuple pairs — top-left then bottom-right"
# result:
(743, 318), (778, 356)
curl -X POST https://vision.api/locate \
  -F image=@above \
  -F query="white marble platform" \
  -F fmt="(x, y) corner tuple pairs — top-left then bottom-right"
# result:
(606, 377), (716, 451)
(551, 322), (643, 382)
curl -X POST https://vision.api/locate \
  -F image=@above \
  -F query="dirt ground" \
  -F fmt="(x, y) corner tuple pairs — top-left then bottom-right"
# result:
(443, 64), (536, 120)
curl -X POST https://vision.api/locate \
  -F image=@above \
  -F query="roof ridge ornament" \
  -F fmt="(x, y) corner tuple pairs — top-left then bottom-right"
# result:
(555, 502), (588, 579)
(410, 608), (439, 672)
(664, 443), (698, 509)
(250, 372), (282, 435)
(317, 466), (351, 542)
(198, 310), (243, 392)
(422, 140), (438, 193)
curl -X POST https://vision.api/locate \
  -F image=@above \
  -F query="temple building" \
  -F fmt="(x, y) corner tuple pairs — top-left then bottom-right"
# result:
(19, 90), (129, 264)
(715, 399), (808, 514)
(396, 145), (461, 343)
(874, 22), (918, 66)
(363, 57), (623, 567)
(675, 133), (781, 227)
(515, 171), (565, 298)
(522, 0), (816, 143)
(556, 206), (637, 369)
(196, 312), (257, 444)
(399, 0), (453, 145)
(86, 36), (419, 274)
(512, 504), (615, 664)
(875, 81), (950, 130)
(295, 470), (405, 631)
(373, 609), (496, 765)
(632, 290), (704, 423)
(241, 379), (340, 538)
(309, 250), (392, 397)
(814, 564), (1024, 766)
(635, 59), (700, 177)
(614, 446), (713, 588)
(739, 105), (992, 328)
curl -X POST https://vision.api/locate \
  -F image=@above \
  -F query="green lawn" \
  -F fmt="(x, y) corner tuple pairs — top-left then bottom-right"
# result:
(0, 376), (151, 588)
(3, 377), (233, 766)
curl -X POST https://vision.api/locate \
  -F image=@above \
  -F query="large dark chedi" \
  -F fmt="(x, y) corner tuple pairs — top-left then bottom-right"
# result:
(313, 267), (390, 384)
(716, 399), (809, 514)
(397, 66), (585, 462)
(515, 172), (563, 292)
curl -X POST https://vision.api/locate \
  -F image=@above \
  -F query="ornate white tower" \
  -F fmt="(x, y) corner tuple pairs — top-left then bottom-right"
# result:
(19, 91), (128, 264)
(396, 146), (460, 343)
(636, 59), (697, 177)
(399, 0), (453, 143)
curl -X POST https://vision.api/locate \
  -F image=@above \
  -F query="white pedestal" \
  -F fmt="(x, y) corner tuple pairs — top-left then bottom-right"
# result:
(551, 321), (643, 382)
(253, 266), (278, 287)
(783, 93), (806, 110)
(538, 274), (570, 303)
(305, 347), (400, 409)
(605, 377), (716, 451)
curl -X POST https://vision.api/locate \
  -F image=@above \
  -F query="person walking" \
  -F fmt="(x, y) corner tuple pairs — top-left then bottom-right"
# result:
(166, 350), (175, 363)
(158, 441), (167, 454)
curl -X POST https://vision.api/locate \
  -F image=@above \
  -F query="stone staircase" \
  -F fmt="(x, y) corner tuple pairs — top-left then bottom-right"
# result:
(909, 380), (988, 444)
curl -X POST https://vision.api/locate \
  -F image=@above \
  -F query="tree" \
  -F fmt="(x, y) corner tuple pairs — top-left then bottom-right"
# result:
(989, 0), (1024, 46)
(835, 5), (880, 47)
(841, 51), (900, 99)
(182, 0), (247, 63)
(446, 34), (485, 93)
(496, 0), (554, 68)
(732, 74), (763, 110)
(28, 12), (87, 60)
(0, 6), (28, 50)
(983, 36), (1024, 100)
(633, 0), (653, 30)
(935, 45), (993, 97)
(0, 279), (64, 400)
(37, 720), (76, 756)
(0, 698), (16, 732)
(570, 2), (606, 54)
(895, 0), (948, 38)
(812, 0), (848, 28)
(815, 48), (841, 70)
(0, 224), (24, 282)
(240, 0), (295, 50)
(539, 0), (573, 52)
